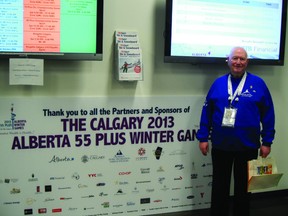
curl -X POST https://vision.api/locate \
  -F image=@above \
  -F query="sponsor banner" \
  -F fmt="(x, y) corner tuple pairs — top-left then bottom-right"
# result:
(0, 96), (212, 216)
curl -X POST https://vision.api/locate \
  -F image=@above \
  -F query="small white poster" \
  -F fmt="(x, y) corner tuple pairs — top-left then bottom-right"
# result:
(9, 58), (44, 86)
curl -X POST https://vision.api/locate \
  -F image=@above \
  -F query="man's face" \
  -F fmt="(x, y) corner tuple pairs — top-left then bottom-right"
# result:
(227, 48), (249, 77)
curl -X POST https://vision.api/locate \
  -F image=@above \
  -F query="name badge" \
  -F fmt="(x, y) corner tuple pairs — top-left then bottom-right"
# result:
(222, 107), (237, 127)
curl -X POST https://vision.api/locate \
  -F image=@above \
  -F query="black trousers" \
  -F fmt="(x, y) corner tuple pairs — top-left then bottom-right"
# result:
(210, 148), (258, 216)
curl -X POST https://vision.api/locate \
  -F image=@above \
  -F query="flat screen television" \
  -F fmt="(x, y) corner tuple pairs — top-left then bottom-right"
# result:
(0, 0), (103, 61)
(164, 0), (287, 65)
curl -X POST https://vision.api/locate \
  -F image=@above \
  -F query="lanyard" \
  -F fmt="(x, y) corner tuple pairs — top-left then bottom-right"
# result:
(227, 72), (247, 104)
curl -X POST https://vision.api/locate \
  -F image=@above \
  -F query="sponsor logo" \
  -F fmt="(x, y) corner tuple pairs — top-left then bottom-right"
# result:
(138, 147), (146, 156)
(140, 168), (150, 174)
(38, 208), (47, 214)
(0, 104), (27, 131)
(115, 181), (128, 185)
(81, 154), (105, 163)
(136, 180), (151, 184)
(83, 207), (95, 210)
(109, 150), (130, 163)
(81, 195), (94, 198)
(175, 164), (184, 170)
(169, 149), (187, 156)
(3, 201), (20, 205)
(153, 147), (163, 160)
(3, 178), (18, 183)
(146, 188), (155, 193)
(171, 198), (180, 201)
(0, 178), (18, 184)
(174, 176), (183, 180)
(127, 201), (136, 206)
(28, 174), (38, 182)
(202, 162), (212, 167)
(157, 166), (165, 172)
(191, 173), (198, 179)
(44, 198), (55, 202)
(58, 187), (72, 190)
(171, 187), (181, 190)
(132, 187), (140, 193)
(78, 184), (88, 188)
(102, 202), (110, 208)
(72, 172), (80, 180)
(26, 198), (36, 205)
(160, 185), (169, 191)
(60, 197), (72, 200)
(36, 186), (41, 193)
(24, 209), (33, 215)
(45, 185), (52, 192)
(115, 189), (125, 195)
(49, 155), (74, 163)
(203, 174), (213, 178)
(119, 171), (131, 175)
(140, 198), (150, 204)
(10, 188), (21, 194)
(50, 176), (65, 180)
(52, 208), (62, 213)
(241, 89), (253, 97)
(88, 173), (97, 178)
(127, 210), (138, 213)
(99, 192), (108, 197)
(158, 177), (165, 184)
(113, 204), (123, 208)
(136, 148), (148, 161)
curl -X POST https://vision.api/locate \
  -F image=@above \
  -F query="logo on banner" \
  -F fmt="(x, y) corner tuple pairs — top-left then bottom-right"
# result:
(175, 164), (184, 170)
(115, 189), (125, 195)
(24, 209), (33, 215)
(0, 103), (27, 131)
(153, 146), (163, 160)
(28, 174), (38, 182)
(49, 155), (75, 163)
(71, 173), (80, 180)
(169, 149), (187, 156)
(81, 154), (105, 163)
(101, 202), (110, 208)
(138, 147), (146, 156)
(38, 208), (47, 214)
(109, 150), (130, 163)
(136, 148), (148, 161)
(158, 177), (165, 184)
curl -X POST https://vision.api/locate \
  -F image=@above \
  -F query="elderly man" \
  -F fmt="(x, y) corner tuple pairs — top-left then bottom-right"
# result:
(196, 47), (275, 216)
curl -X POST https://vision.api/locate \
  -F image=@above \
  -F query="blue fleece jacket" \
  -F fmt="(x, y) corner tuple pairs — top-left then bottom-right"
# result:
(196, 72), (275, 151)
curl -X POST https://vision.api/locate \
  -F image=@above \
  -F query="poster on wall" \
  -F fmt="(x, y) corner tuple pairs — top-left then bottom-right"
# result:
(0, 96), (212, 216)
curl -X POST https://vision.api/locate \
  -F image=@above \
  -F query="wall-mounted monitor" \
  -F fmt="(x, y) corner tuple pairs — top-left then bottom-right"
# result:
(0, 0), (103, 61)
(164, 0), (287, 65)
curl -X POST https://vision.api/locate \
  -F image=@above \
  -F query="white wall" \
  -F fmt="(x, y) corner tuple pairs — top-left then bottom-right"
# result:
(0, 0), (287, 191)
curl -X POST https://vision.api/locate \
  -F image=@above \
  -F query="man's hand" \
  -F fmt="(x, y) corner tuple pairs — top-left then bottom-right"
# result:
(260, 145), (271, 158)
(199, 142), (209, 156)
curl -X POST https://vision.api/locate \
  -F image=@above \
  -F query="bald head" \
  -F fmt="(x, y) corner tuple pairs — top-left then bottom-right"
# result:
(228, 47), (248, 59)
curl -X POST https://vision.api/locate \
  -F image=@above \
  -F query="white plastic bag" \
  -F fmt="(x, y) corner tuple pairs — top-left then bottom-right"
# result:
(248, 157), (283, 191)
